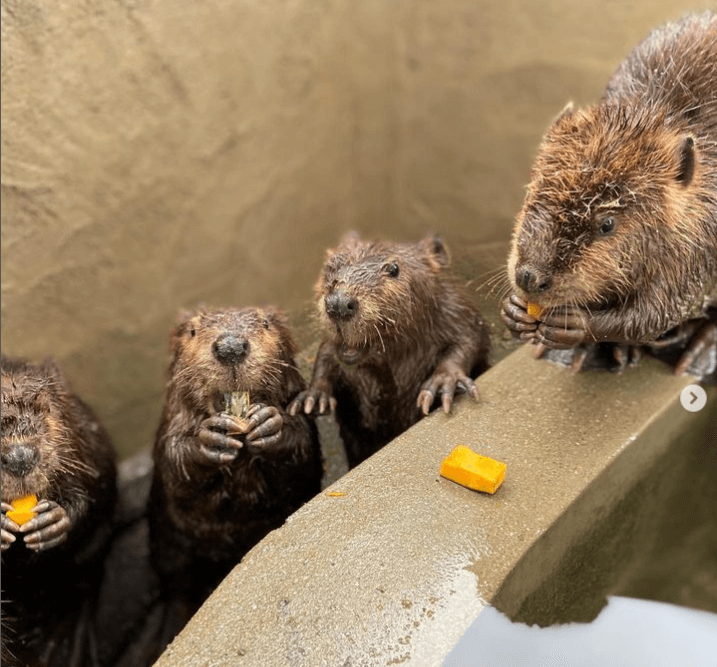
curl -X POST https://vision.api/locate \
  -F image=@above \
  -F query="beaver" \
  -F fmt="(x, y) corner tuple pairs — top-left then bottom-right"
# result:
(288, 231), (491, 468)
(1, 356), (117, 667)
(148, 306), (322, 638)
(501, 12), (717, 377)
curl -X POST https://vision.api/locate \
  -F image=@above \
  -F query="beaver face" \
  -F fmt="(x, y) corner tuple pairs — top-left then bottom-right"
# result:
(315, 232), (450, 353)
(169, 307), (294, 407)
(1, 360), (70, 501)
(509, 104), (698, 311)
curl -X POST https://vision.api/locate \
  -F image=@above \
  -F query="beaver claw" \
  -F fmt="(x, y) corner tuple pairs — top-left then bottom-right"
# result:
(197, 414), (248, 464)
(674, 320), (717, 377)
(287, 387), (337, 417)
(1, 502), (18, 551)
(501, 294), (539, 341)
(244, 404), (283, 448)
(417, 366), (478, 415)
(20, 500), (72, 552)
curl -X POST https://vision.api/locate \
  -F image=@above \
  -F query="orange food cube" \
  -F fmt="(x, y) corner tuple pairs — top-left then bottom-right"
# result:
(8, 494), (38, 526)
(526, 302), (542, 319)
(440, 446), (506, 494)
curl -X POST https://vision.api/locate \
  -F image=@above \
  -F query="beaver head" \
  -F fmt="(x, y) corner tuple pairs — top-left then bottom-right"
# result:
(167, 307), (300, 410)
(508, 102), (702, 318)
(315, 231), (451, 361)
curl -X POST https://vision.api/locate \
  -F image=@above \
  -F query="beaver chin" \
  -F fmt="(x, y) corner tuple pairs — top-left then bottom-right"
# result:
(336, 345), (368, 364)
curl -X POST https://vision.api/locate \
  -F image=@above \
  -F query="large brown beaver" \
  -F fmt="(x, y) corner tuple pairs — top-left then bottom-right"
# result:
(148, 307), (322, 639)
(289, 232), (491, 468)
(501, 12), (717, 377)
(1, 356), (117, 667)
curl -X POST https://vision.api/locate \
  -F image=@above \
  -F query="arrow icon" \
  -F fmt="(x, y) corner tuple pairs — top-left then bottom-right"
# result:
(681, 385), (707, 412)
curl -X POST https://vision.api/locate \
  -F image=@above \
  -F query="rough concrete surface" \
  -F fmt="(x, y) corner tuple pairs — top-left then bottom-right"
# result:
(153, 346), (715, 666)
(3, 0), (714, 460)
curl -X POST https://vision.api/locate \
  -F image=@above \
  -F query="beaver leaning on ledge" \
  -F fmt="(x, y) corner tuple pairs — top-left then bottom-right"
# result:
(1, 356), (117, 667)
(289, 232), (491, 468)
(501, 12), (717, 376)
(148, 307), (322, 638)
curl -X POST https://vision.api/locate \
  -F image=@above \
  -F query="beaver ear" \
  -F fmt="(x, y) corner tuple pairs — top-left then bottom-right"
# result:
(337, 230), (362, 248)
(39, 357), (69, 391)
(175, 308), (195, 325)
(554, 101), (575, 124)
(420, 233), (451, 270)
(675, 135), (695, 187)
(262, 305), (287, 328)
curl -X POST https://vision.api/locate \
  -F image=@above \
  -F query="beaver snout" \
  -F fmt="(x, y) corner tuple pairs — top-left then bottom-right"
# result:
(325, 291), (358, 321)
(2, 442), (40, 478)
(212, 334), (250, 366)
(515, 266), (552, 296)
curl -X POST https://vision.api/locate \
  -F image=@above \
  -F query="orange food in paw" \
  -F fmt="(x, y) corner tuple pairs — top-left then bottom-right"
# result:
(440, 446), (506, 494)
(526, 302), (542, 319)
(8, 494), (38, 526)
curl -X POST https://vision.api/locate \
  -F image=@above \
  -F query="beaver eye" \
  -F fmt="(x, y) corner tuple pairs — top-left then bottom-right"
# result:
(263, 318), (270, 330)
(597, 217), (616, 236)
(189, 328), (196, 338)
(384, 262), (400, 278)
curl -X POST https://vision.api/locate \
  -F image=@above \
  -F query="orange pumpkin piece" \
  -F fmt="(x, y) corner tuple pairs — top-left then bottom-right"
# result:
(8, 494), (38, 526)
(526, 302), (542, 319)
(439, 446), (506, 494)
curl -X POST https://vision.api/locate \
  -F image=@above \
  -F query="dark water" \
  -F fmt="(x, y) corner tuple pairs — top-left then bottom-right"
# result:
(444, 597), (717, 667)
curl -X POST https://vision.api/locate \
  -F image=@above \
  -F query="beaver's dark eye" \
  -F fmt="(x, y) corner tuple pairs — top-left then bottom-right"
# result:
(263, 318), (270, 330)
(597, 217), (616, 236)
(189, 328), (196, 338)
(384, 262), (400, 278)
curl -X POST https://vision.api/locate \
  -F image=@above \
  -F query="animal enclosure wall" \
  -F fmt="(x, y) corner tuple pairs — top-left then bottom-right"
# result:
(2, 0), (710, 457)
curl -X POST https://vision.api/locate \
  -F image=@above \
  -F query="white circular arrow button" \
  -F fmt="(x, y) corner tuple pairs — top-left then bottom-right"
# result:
(680, 384), (707, 412)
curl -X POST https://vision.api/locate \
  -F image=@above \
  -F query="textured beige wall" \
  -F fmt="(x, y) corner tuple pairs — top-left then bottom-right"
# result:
(2, 0), (711, 457)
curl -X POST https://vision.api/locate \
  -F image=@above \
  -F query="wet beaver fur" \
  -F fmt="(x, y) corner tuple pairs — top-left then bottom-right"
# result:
(289, 231), (491, 468)
(1, 356), (117, 667)
(148, 306), (322, 638)
(502, 12), (717, 377)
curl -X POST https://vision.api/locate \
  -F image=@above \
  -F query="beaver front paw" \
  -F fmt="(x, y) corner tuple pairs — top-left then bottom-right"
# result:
(532, 307), (589, 349)
(197, 413), (248, 464)
(287, 385), (336, 417)
(244, 404), (283, 448)
(417, 365), (479, 415)
(500, 294), (539, 341)
(1, 502), (18, 551)
(20, 500), (72, 552)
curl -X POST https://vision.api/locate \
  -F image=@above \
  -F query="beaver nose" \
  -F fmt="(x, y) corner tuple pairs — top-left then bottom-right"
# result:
(325, 292), (358, 321)
(2, 442), (40, 478)
(212, 334), (250, 365)
(515, 266), (552, 295)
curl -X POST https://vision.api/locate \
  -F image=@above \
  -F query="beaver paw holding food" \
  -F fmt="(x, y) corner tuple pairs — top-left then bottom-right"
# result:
(2, 499), (72, 553)
(197, 403), (284, 465)
(501, 294), (643, 373)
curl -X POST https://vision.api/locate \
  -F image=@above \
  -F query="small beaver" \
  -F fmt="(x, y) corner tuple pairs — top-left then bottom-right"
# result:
(502, 12), (717, 376)
(1, 356), (117, 667)
(148, 307), (322, 636)
(289, 232), (491, 468)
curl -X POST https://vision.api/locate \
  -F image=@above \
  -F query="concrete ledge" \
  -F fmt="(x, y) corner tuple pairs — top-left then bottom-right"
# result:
(154, 345), (715, 666)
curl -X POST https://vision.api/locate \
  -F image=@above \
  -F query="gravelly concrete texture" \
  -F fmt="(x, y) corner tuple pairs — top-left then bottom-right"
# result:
(153, 345), (714, 666)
